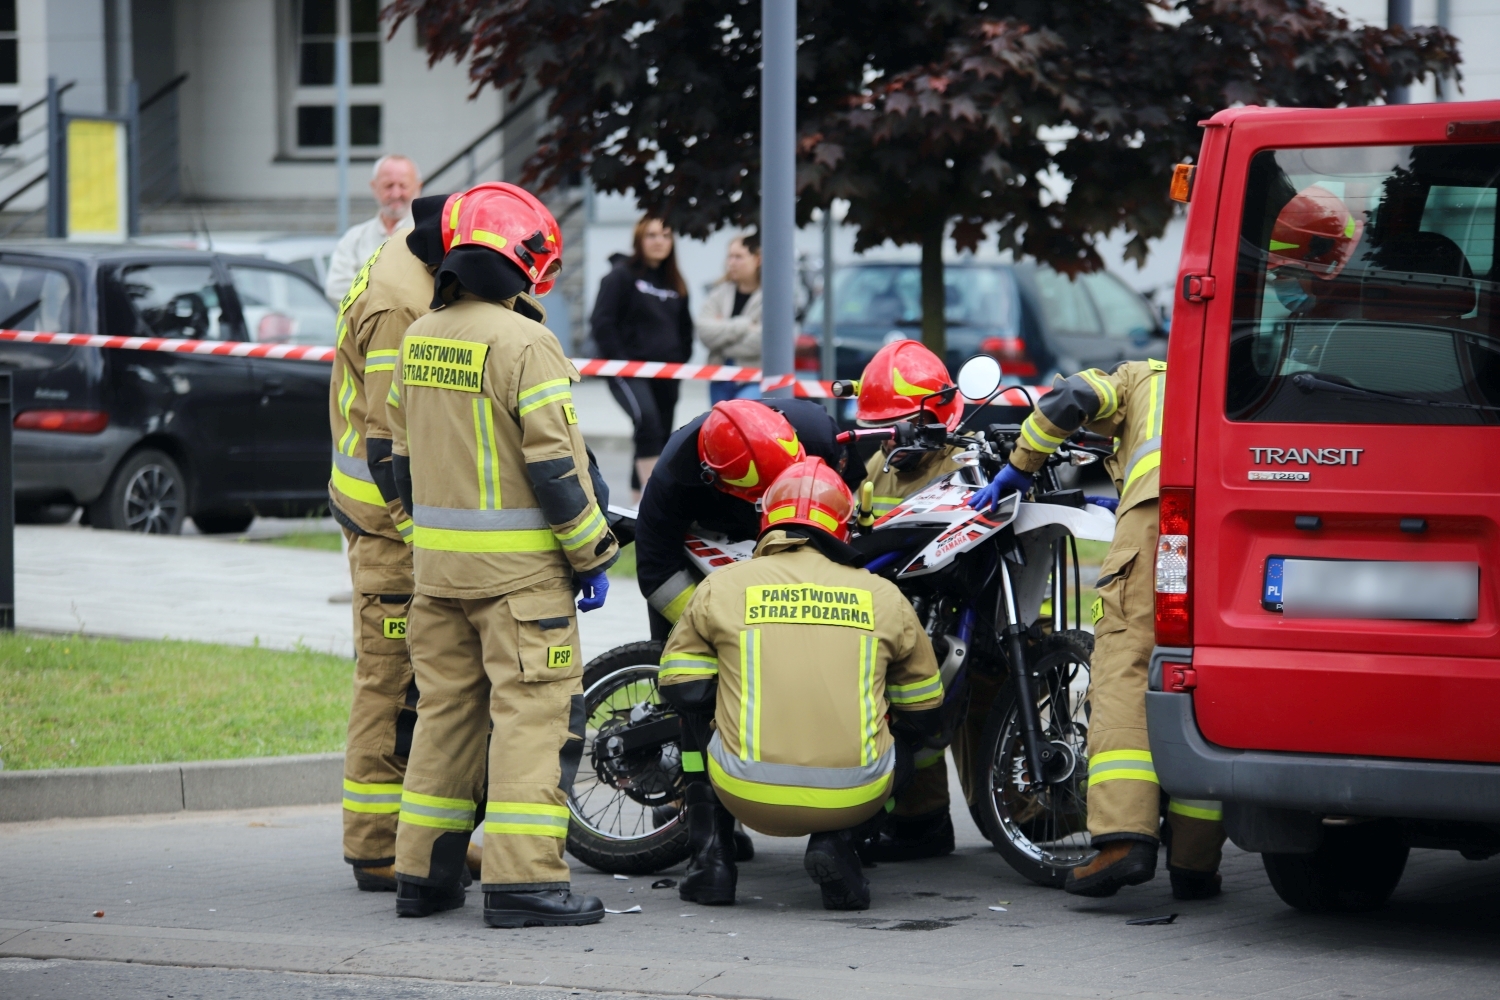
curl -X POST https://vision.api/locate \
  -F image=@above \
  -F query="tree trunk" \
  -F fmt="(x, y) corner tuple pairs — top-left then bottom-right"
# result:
(920, 218), (946, 359)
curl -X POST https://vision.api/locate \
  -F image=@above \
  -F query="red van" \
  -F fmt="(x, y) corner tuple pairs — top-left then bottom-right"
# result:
(1148, 102), (1500, 913)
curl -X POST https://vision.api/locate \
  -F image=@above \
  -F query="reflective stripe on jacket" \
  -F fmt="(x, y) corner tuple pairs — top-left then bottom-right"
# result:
(1010, 360), (1165, 515)
(658, 531), (941, 812)
(326, 231), (432, 539)
(389, 294), (618, 599)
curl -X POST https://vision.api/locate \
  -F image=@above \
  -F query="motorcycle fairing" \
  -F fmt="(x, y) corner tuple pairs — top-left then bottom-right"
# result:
(684, 530), (757, 576)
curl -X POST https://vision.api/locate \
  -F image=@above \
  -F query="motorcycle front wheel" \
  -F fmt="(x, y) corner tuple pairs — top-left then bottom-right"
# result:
(976, 629), (1095, 888)
(565, 640), (692, 875)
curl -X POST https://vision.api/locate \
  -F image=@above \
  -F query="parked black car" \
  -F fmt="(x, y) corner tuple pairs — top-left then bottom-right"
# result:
(799, 260), (1166, 383)
(0, 242), (337, 533)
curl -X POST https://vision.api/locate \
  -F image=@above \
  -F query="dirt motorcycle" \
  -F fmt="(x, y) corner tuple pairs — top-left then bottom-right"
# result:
(565, 356), (1118, 887)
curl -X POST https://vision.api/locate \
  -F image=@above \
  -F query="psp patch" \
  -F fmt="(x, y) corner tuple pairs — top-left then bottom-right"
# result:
(563, 402), (578, 424)
(744, 583), (874, 630)
(547, 645), (575, 669)
(383, 617), (408, 640)
(402, 336), (489, 392)
(1090, 597), (1104, 626)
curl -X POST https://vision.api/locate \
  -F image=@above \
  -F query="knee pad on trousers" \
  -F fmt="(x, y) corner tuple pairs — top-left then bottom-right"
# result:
(559, 693), (586, 791)
(412, 831), (472, 887)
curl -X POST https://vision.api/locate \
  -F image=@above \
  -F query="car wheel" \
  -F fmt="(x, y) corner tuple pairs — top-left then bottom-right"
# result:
(192, 510), (255, 535)
(1262, 820), (1409, 913)
(90, 449), (187, 534)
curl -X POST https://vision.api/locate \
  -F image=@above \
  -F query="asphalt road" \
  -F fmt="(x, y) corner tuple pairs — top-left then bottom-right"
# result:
(3, 775), (1498, 1000)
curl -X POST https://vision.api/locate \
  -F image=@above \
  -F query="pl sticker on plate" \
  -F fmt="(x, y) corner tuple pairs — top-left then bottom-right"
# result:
(1249, 470), (1310, 482)
(1262, 556), (1285, 611)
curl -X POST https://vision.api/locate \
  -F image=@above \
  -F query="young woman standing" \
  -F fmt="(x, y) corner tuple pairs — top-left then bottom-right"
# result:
(590, 216), (695, 500)
(697, 232), (763, 405)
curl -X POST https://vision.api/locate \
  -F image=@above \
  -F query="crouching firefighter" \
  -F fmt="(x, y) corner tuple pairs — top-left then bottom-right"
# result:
(388, 184), (618, 928)
(967, 359), (1226, 900)
(658, 458), (946, 910)
(329, 190), (487, 890)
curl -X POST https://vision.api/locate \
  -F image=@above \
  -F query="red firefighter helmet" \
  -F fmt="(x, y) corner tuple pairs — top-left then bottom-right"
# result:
(697, 399), (806, 502)
(759, 457), (855, 542)
(444, 183), (564, 294)
(855, 340), (963, 430)
(1267, 185), (1363, 280)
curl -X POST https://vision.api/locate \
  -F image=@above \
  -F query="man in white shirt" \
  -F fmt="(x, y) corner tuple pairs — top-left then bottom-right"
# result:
(324, 155), (424, 303)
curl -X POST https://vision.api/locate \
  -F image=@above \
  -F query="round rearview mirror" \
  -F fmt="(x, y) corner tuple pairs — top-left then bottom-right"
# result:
(956, 355), (1003, 401)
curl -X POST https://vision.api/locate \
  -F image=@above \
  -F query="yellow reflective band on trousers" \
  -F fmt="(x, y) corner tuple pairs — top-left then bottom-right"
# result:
(738, 629), (762, 762)
(336, 367), (359, 457)
(660, 651), (719, 681)
(914, 746), (945, 769)
(517, 378), (573, 417)
(1087, 749), (1159, 787)
(888, 674), (943, 706)
(472, 397), (502, 510)
(483, 801), (570, 838)
(398, 790), (476, 831)
(342, 779), (402, 814)
(859, 633), (878, 765)
(556, 506), (607, 551)
(1020, 413), (1067, 455)
(396, 518), (413, 542)
(1078, 368), (1119, 419)
(364, 348), (399, 374)
(1168, 798), (1224, 822)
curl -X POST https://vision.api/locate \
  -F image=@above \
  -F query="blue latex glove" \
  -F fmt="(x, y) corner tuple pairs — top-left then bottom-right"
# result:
(967, 463), (1034, 512)
(576, 569), (609, 612)
(1086, 495), (1119, 513)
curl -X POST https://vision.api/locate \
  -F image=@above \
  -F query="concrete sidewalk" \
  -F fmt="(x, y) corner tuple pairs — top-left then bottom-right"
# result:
(16, 522), (652, 662)
(2, 785), (1498, 1000)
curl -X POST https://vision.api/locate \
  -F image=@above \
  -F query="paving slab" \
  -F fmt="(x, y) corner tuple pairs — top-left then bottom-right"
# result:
(1, 768), (1497, 1000)
(15, 523), (652, 664)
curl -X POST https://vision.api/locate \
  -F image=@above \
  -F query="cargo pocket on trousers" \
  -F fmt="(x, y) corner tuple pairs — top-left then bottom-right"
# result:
(359, 594), (412, 656)
(511, 589), (583, 683)
(1092, 546), (1138, 637)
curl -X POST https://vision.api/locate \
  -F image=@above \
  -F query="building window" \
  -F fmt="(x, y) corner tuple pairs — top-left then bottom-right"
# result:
(290, 0), (383, 152)
(0, 0), (17, 86)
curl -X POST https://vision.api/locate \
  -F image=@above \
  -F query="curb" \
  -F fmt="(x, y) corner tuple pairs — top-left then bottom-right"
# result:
(0, 752), (343, 823)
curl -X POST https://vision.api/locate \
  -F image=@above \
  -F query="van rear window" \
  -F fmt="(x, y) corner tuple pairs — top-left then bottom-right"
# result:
(1226, 144), (1500, 425)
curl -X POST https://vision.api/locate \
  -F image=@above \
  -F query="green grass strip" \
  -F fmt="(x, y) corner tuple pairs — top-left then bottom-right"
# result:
(0, 632), (353, 771)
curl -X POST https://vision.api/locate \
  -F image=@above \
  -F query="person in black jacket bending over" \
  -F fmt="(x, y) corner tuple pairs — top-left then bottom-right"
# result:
(591, 216), (695, 502)
(636, 397), (863, 643)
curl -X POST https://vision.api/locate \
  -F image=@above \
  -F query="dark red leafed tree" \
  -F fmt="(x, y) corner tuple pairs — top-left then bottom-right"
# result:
(387, 0), (1460, 354)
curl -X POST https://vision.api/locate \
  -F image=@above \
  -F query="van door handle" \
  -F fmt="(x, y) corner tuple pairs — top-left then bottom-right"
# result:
(1181, 274), (1216, 302)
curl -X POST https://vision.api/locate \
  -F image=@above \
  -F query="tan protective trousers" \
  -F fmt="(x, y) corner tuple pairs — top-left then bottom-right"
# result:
(393, 584), (586, 890)
(1086, 499), (1224, 872)
(342, 532), (415, 866)
(892, 668), (1002, 818)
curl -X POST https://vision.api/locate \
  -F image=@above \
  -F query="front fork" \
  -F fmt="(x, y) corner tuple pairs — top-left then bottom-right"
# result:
(997, 543), (1070, 794)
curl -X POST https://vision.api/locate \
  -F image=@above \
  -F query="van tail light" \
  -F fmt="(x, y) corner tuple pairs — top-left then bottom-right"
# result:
(1155, 486), (1193, 647)
(979, 335), (1037, 377)
(15, 409), (110, 434)
(794, 334), (822, 373)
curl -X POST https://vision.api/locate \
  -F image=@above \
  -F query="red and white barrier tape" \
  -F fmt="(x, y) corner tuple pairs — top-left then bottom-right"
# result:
(0, 329), (1046, 404)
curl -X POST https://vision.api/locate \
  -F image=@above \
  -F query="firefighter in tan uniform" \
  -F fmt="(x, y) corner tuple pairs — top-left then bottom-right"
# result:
(848, 341), (978, 863)
(659, 458), (945, 911)
(387, 186), (617, 928)
(970, 359), (1226, 900)
(328, 192), (474, 891)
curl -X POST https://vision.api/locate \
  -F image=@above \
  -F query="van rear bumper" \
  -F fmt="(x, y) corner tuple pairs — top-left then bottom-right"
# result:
(1146, 689), (1500, 824)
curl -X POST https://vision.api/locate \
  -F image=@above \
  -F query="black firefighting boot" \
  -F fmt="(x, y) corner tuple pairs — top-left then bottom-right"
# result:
(483, 889), (605, 928)
(1169, 867), (1223, 900)
(465, 842), (483, 883)
(395, 875), (466, 917)
(678, 783), (737, 905)
(805, 829), (871, 911)
(857, 808), (955, 864)
(1063, 839), (1159, 898)
(734, 825), (756, 862)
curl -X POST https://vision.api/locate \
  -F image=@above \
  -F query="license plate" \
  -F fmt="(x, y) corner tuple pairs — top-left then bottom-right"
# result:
(1263, 557), (1479, 620)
